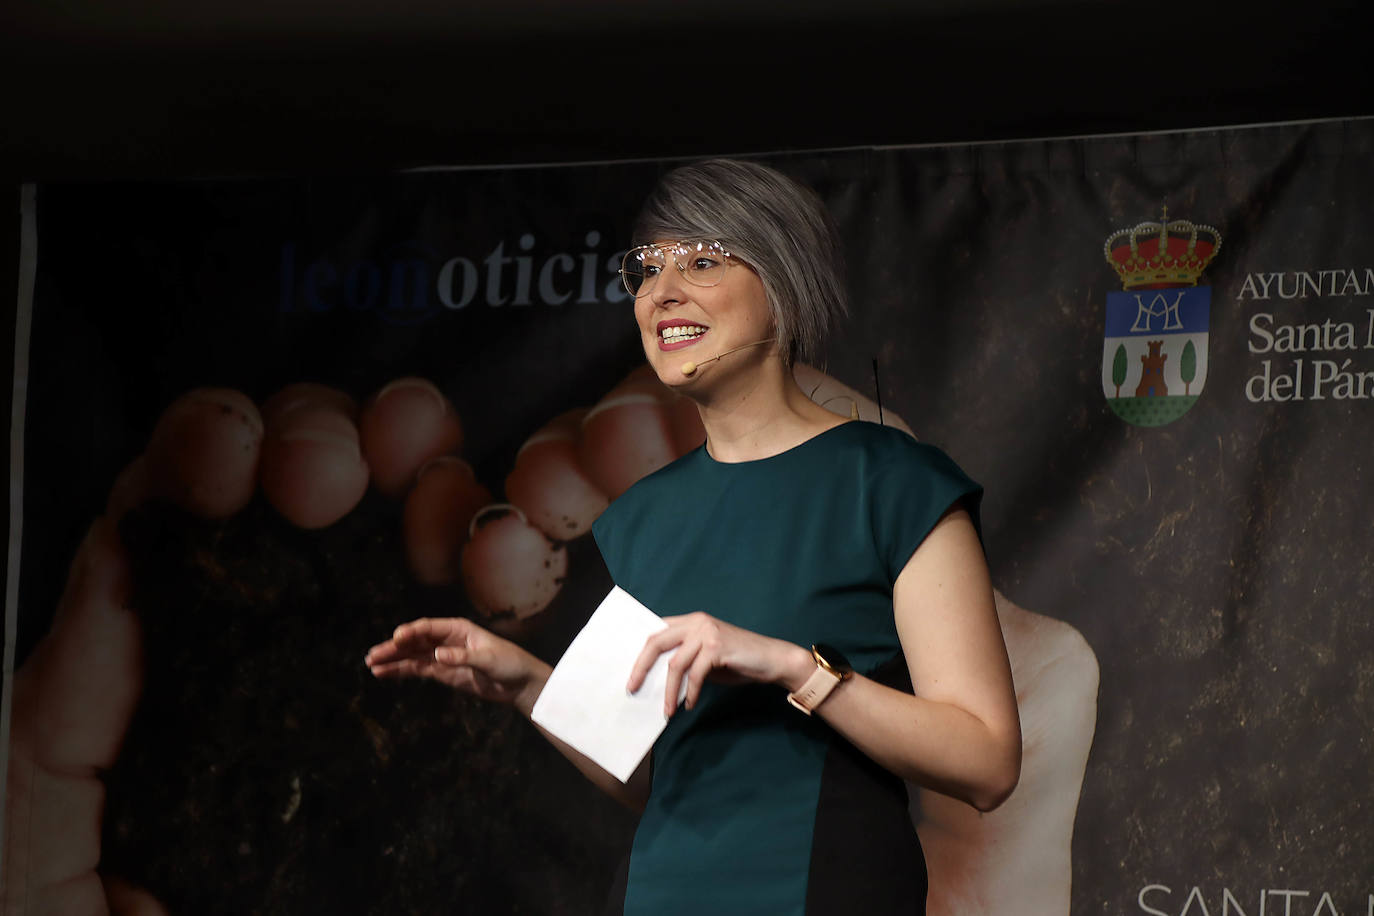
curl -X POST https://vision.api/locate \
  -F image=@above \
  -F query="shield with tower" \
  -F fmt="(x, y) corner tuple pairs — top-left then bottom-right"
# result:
(1101, 208), (1221, 427)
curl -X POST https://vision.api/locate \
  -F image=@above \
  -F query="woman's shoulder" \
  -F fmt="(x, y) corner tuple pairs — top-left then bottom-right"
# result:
(828, 420), (967, 471)
(829, 422), (983, 514)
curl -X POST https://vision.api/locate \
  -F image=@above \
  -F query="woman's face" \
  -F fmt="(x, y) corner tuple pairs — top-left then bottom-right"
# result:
(631, 240), (775, 390)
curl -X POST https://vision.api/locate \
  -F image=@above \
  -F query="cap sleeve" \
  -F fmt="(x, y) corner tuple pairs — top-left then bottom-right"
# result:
(867, 438), (984, 583)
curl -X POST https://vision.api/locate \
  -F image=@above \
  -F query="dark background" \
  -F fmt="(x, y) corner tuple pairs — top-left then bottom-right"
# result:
(2, 0), (1369, 184)
(1, 0), (1369, 360)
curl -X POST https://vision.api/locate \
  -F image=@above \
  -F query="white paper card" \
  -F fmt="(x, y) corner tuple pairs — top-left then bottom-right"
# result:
(530, 586), (685, 783)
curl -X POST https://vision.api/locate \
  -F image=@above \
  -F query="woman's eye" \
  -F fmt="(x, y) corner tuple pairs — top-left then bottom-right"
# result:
(691, 258), (719, 271)
(643, 264), (661, 277)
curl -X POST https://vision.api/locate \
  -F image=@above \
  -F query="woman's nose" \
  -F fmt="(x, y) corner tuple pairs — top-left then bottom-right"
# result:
(650, 262), (689, 307)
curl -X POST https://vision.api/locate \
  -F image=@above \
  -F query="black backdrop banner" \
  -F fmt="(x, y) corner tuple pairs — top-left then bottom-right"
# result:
(3, 117), (1372, 916)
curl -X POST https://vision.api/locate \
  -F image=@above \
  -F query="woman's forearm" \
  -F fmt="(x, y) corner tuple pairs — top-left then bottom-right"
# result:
(776, 644), (1022, 812)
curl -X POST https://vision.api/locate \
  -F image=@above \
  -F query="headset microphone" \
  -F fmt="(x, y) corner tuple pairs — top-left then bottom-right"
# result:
(680, 337), (778, 377)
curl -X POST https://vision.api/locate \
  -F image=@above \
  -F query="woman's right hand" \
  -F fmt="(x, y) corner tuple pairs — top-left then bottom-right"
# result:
(365, 617), (551, 716)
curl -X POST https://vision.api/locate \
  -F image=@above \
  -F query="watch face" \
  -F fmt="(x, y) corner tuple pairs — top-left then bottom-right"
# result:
(813, 642), (852, 674)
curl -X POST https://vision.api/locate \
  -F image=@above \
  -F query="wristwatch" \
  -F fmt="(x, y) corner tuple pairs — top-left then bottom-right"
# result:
(786, 643), (854, 715)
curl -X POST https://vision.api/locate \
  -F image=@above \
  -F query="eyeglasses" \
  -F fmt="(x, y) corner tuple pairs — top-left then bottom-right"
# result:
(620, 239), (735, 298)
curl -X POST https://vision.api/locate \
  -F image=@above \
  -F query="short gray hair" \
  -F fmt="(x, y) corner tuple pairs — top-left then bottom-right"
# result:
(631, 158), (848, 367)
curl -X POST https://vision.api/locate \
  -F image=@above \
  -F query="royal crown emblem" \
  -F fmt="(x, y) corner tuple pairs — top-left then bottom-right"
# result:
(1103, 207), (1222, 290)
(1100, 205), (1222, 427)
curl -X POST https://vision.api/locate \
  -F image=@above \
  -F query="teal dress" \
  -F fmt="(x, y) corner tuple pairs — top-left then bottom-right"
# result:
(591, 420), (983, 916)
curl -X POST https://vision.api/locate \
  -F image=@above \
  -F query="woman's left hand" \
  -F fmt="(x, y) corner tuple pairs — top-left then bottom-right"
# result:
(625, 613), (809, 716)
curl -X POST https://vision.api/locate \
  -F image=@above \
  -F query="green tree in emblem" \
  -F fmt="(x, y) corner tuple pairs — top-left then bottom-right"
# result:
(1181, 340), (1197, 395)
(1111, 343), (1127, 397)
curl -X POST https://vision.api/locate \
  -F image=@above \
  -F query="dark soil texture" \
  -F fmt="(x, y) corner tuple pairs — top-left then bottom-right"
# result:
(102, 495), (635, 915)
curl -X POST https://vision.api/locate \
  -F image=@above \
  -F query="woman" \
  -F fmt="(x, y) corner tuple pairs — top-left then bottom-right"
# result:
(365, 158), (1021, 914)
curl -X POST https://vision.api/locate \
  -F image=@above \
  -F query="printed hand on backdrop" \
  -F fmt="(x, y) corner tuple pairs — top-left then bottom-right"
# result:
(3, 365), (1097, 915)
(913, 591), (1098, 915)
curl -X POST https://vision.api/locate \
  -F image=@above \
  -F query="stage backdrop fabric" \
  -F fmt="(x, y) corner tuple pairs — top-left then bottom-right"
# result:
(3, 117), (1372, 915)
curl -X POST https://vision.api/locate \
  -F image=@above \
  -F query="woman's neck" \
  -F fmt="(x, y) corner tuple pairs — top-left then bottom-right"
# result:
(692, 361), (849, 463)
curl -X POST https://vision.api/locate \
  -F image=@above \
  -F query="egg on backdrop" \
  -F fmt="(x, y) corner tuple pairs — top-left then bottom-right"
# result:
(505, 408), (608, 541)
(791, 363), (913, 435)
(260, 382), (358, 428)
(145, 388), (263, 519)
(358, 377), (463, 498)
(403, 457), (492, 586)
(460, 505), (568, 627)
(605, 363), (670, 401)
(602, 362), (703, 460)
(577, 393), (676, 501)
(260, 403), (370, 530)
